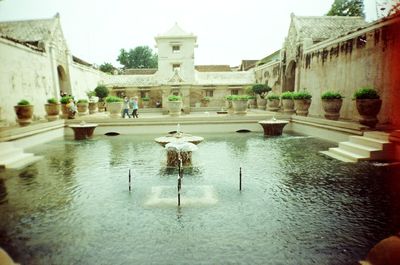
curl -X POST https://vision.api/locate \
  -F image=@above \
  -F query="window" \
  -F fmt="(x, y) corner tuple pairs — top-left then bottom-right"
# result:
(231, 89), (239, 95)
(205, 90), (214, 97)
(172, 64), (181, 72)
(172, 45), (180, 53)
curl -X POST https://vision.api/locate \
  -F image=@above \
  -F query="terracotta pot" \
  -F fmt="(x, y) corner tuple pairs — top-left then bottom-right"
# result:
(294, 99), (312, 116)
(98, 101), (106, 112)
(107, 102), (123, 118)
(356, 99), (382, 128)
(247, 98), (257, 109)
(267, 99), (280, 111)
(322, 99), (342, 120)
(88, 102), (98, 114)
(14, 105), (34, 126)
(167, 101), (182, 116)
(44, 103), (60, 121)
(282, 99), (295, 114)
(77, 102), (88, 115)
(60, 104), (73, 119)
(232, 100), (248, 114)
(257, 98), (267, 110)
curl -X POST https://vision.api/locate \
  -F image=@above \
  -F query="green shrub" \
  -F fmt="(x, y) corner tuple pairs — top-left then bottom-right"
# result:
(202, 96), (210, 102)
(245, 86), (254, 96)
(142, 96), (150, 101)
(60, 96), (73, 104)
(292, 90), (312, 100)
(17, 99), (30, 105)
(168, 95), (182, 101)
(105, 96), (123, 103)
(77, 99), (88, 104)
(281, 91), (293, 100)
(353, 87), (379, 99)
(225, 95), (234, 101)
(247, 95), (256, 100)
(86, 90), (96, 98)
(267, 93), (280, 100)
(47, 98), (58, 104)
(321, 91), (343, 100)
(251, 84), (271, 98)
(94, 84), (109, 100)
(231, 95), (249, 101)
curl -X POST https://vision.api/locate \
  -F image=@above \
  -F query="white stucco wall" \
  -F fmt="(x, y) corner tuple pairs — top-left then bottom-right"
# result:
(0, 38), (55, 123)
(70, 62), (106, 100)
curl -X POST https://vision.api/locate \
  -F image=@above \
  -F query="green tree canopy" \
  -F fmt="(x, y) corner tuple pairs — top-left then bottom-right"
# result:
(326, 0), (365, 17)
(99, 62), (115, 74)
(117, 46), (158, 69)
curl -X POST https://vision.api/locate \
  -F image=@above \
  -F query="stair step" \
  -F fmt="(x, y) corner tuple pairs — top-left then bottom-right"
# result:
(329, 147), (367, 162)
(0, 153), (34, 167)
(339, 142), (379, 157)
(6, 155), (43, 170)
(363, 131), (390, 141)
(320, 150), (356, 163)
(0, 147), (24, 161)
(349, 135), (389, 149)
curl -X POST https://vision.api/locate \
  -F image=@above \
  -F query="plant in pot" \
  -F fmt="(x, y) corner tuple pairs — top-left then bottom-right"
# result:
(44, 97), (60, 121)
(353, 87), (382, 128)
(231, 95), (249, 114)
(252, 84), (271, 110)
(245, 86), (257, 109)
(87, 90), (98, 114)
(77, 99), (89, 115)
(321, 91), (343, 120)
(141, 96), (150, 108)
(292, 89), (312, 116)
(167, 95), (183, 116)
(201, 96), (210, 107)
(94, 84), (109, 112)
(267, 93), (280, 111)
(105, 96), (123, 118)
(14, 99), (34, 126)
(225, 95), (234, 113)
(281, 91), (295, 114)
(60, 95), (74, 119)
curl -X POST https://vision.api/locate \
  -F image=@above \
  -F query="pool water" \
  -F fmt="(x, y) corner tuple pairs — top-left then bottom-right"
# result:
(0, 132), (399, 265)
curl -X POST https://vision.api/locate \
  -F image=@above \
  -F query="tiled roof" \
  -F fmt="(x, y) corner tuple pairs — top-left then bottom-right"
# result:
(156, 23), (195, 38)
(195, 71), (255, 85)
(0, 17), (55, 42)
(106, 75), (158, 87)
(293, 15), (367, 41)
(257, 50), (281, 66)
(123, 69), (158, 75)
(240, 60), (258, 71)
(195, 65), (231, 72)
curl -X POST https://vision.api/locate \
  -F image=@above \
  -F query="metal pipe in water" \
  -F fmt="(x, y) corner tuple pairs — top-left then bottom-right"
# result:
(239, 167), (242, 191)
(129, 169), (131, 192)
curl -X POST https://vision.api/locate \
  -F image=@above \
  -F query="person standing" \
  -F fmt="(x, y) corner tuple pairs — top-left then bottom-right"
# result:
(122, 96), (131, 118)
(131, 96), (139, 118)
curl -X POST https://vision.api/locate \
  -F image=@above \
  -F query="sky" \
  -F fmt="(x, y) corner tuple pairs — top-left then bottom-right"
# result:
(0, 0), (380, 67)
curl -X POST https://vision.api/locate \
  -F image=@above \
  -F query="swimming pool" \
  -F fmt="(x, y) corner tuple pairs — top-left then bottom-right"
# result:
(0, 132), (398, 264)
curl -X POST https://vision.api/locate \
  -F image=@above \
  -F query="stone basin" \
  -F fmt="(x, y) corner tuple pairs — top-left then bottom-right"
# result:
(258, 120), (289, 136)
(69, 123), (98, 140)
(154, 133), (204, 147)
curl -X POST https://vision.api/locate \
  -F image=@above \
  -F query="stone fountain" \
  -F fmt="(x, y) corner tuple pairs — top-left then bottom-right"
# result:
(258, 116), (289, 136)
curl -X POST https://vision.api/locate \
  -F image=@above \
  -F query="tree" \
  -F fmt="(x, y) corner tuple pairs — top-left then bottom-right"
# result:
(99, 62), (115, 74)
(117, 46), (158, 69)
(326, 0), (365, 17)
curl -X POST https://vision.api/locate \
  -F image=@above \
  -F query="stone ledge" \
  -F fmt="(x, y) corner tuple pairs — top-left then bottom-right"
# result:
(291, 116), (368, 135)
(0, 120), (65, 142)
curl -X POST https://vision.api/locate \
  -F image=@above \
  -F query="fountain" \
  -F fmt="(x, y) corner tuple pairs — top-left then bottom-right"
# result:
(154, 124), (204, 147)
(258, 116), (289, 136)
(165, 141), (198, 167)
(69, 121), (98, 140)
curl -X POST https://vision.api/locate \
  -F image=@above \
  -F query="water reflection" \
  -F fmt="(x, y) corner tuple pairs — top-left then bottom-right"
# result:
(0, 178), (8, 204)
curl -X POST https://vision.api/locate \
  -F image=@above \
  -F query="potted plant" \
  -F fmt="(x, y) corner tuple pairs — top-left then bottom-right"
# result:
(225, 95), (234, 114)
(14, 99), (34, 126)
(231, 95), (249, 114)
(266, 93), (280, 111)
(94, 84), (109, 112)
(105, 96), (123, 118)
(167, 95), (183, 116)
(281, 91), (295, 114)
(44, 97), (60, 121)
(321, 91), (343, 120)
(60, 95), (74, 119)
(292, 89), (312, 116)
(252, 84), (271, 110)
(353, 87), (382, 128)
(245, 86), (257, 109)
(77, 99), (89, 115)
(141, 96), (150, 108)
(87, 90), (98, 114)
(201, 96), (210, 107)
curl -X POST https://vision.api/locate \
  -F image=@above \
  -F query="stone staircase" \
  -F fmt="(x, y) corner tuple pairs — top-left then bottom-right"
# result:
(0, 142), (42, 170)
(320, 131), (394, 163)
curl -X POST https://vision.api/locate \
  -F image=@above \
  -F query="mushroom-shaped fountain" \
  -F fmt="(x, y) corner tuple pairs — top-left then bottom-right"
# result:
(258, 116), (289, 136)
(165, 141), (198, 167)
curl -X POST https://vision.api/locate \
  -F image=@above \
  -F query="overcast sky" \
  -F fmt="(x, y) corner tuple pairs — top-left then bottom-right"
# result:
(0, 0), (379, 67)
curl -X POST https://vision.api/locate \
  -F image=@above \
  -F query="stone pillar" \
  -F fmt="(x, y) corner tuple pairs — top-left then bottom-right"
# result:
(181, 85), (191, 114)
(65, 49), (74, 96)
(48, 42), (61, 100)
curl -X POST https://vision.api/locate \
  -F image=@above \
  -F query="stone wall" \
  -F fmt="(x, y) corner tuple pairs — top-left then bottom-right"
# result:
(0, 38), (55, 123)
(70, 62), (106, 100)
(254, 61), (281, 93)
(299, 16), (400, 125)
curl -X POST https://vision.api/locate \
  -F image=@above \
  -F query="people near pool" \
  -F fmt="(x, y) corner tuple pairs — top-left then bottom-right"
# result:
(130, 96), (139, 118)
(66, 98), (77, 119)
(122, 96), (131, 118)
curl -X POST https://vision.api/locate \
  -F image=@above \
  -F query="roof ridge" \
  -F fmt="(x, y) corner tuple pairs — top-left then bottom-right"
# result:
(0, 16), (55, 25)
(295, 15), (364, 20)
